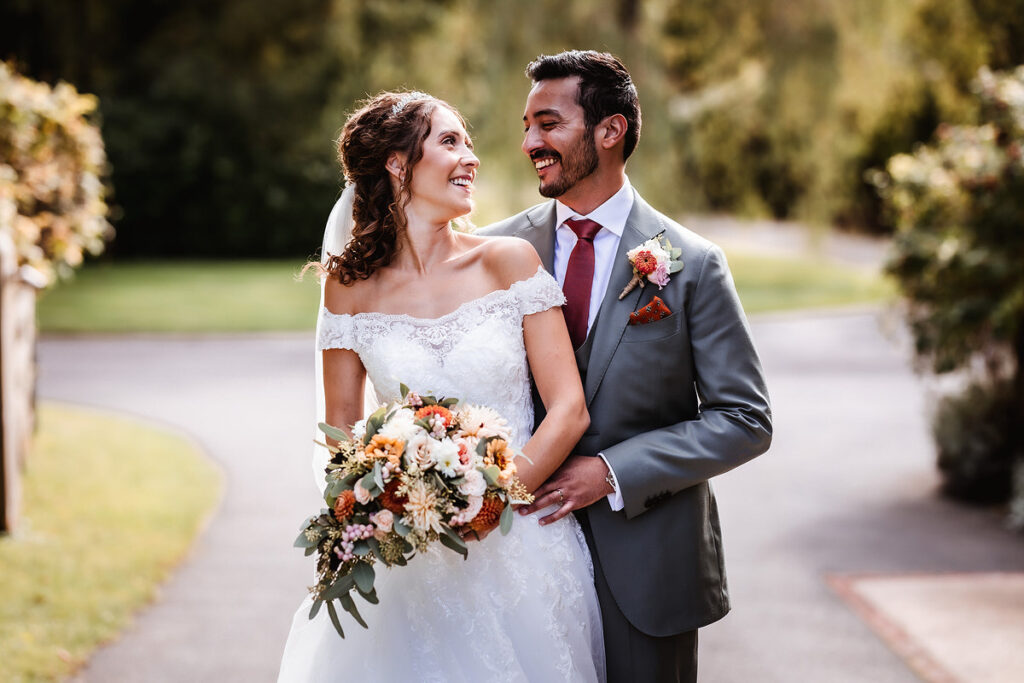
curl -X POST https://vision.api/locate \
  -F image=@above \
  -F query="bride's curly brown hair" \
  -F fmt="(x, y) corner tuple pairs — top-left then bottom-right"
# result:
(321, 91), (468, 285)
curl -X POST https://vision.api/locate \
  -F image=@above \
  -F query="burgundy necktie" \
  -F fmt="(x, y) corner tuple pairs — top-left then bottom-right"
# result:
(562, 218), (603, 348)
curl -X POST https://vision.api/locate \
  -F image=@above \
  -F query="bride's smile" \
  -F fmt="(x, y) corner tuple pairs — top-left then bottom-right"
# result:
(400, 106), (479, 227)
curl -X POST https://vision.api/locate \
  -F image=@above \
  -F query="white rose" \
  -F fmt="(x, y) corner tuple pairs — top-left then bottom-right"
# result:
(405, 432), (433, 470)
(370, 509), (394, 532)
(353, 481), (371, 505)
(430, 438), (460, 478)
(458, 468), (487, 497)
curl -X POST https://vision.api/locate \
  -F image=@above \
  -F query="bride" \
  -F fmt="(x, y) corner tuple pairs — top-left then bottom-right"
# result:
(277, 91), (604, 681)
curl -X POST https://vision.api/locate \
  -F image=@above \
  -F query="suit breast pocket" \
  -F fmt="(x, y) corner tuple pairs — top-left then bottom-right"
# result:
(620, 312), (681, 343)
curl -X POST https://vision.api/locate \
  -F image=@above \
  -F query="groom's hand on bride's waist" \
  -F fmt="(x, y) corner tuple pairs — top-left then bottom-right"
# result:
(520, 456), (615, 525)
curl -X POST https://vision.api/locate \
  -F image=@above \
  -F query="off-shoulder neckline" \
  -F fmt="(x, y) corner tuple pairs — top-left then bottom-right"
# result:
(320, 265), (552, 324)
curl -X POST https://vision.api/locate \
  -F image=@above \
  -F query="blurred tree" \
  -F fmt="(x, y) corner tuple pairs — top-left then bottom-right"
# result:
(874, 66), (1024, 520)
(2, 0), (363, 256)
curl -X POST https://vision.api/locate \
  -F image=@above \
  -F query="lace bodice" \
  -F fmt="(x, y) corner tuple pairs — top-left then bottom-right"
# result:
(317, 266), (566, 449)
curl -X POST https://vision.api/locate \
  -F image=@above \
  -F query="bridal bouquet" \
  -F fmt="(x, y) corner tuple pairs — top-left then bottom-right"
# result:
(294, 384), (534, 637)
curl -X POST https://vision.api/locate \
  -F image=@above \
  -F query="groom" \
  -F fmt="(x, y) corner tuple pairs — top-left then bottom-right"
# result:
(481, 51), (772, 682)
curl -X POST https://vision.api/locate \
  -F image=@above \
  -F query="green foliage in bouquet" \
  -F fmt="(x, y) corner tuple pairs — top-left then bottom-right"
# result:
(873, 65), (1024, 520)
(295, 384), (533, 637)
(0, 61), (112, 285)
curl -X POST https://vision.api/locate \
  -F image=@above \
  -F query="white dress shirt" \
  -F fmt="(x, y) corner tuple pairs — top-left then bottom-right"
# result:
(552, 177), (633, 511)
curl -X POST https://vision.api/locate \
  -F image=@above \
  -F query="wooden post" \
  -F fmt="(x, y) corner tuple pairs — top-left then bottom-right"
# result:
(0, 232), (41, 534)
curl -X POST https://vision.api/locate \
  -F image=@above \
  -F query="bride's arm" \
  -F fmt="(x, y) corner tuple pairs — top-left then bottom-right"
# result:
(321, 277), (368, 443)
(484, 238), (589, 493)
(517, 306), (590, 493)
(322, 348), (366, 444)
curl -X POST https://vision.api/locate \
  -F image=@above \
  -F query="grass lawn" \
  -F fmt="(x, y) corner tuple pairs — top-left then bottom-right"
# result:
(725, 250), (894, 314)
(36, 254), (892, 334)
(0, 403), (222, 682)
(37, 260), (320, 333)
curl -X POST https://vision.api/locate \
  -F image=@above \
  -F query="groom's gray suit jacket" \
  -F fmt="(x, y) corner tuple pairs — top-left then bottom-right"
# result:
(481, 190), (772, 636)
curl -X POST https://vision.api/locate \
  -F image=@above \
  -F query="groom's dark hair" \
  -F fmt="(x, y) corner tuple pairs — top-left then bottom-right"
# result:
(526, 50), (641, 161)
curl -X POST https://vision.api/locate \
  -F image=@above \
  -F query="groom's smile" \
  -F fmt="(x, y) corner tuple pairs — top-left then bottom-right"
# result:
(522, 76), (599, 200)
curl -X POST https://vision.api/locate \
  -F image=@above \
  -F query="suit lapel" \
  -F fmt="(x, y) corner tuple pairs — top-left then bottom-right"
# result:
(584, 191), (664, 405)
(513, 201), (556, 273)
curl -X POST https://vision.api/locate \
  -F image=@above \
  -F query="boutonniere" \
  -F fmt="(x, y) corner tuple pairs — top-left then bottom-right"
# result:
(618, 232), (683, 300)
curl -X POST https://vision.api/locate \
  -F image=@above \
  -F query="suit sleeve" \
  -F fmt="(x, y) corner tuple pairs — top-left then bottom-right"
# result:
(600, 244), (772, 520)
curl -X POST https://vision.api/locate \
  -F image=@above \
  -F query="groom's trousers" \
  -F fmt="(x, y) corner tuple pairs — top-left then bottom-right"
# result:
(577, 510), (698, 683)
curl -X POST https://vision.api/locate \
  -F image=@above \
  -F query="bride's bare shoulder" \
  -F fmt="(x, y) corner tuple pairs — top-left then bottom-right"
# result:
(471, 234), (543, 287)
(323, 272), (377, 315)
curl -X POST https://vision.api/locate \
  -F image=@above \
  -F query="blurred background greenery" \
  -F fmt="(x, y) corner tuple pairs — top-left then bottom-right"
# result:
(4, 0), (1022, 258)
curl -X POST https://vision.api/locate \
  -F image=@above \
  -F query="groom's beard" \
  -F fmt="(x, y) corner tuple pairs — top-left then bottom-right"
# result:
(538, 131), (600, 198)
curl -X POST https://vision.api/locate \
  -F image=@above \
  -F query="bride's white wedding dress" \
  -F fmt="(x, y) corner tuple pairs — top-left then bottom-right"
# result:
(278, 266), (604, 682)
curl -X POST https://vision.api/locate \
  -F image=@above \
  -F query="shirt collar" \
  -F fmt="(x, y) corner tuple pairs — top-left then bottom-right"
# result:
(555, 176), (633, 238)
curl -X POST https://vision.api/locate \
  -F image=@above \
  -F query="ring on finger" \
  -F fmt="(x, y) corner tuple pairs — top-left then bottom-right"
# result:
(555, 488), (564, 504)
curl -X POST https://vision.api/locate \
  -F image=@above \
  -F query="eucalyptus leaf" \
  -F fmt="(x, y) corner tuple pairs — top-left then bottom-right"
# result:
(294, 530), (316, 548)
(339, 593), (368, 630)
(400, 383), (410, 399)
(439, 527), (468, 558)
(367, 537), (385, 563)
(440, 397), (458, 408)
(393, 518), (411, 537)
(475, 438), (490, 457)
(357, 586), (380, 605)
(318, 422), (350, 442)
(372, 461), (385, 491)
(321, 573), (355, 601)
(353, 540), (371, 557)
(669, 262), (684, 274)
(358, 471), (379, 496)
(304, 545), (317, 557)
(481, 465), (500, 486)
(499, 502), (514, 535)
(339, 593), (369, 629)
(325, 478), (345, 499)
(352, 562), (376, 594)
(326, 600), (346, 638)
(308, 599), (323, 620)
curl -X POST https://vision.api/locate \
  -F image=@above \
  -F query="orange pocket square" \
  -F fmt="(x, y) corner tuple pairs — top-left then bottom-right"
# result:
(629, 296), (672, 325)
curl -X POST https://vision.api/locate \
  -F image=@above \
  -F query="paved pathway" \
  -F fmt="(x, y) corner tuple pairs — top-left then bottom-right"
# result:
(38, 311), (1024, 682)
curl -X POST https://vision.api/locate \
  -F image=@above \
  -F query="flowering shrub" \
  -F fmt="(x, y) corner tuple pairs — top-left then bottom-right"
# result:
(873, 65), (1024, 523)
(0, 61), (112, 285)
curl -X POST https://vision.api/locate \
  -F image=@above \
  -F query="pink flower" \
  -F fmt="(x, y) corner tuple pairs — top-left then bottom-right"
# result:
(457, 468), (487, 497)
(450, 495), (484, 525)
(649, 262), (670, 288)
(353, 481), (372, 505)
(370, 509), (394, 532)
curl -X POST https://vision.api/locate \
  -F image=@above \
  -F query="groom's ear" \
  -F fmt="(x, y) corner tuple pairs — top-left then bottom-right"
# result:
(596, 114), (628, 152)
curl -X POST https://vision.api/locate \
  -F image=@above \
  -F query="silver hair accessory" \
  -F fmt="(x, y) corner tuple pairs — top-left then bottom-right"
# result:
(391, 91), (430, 116)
